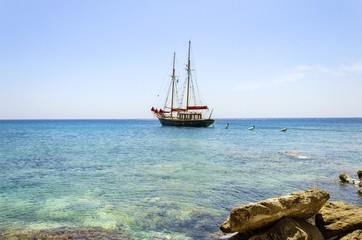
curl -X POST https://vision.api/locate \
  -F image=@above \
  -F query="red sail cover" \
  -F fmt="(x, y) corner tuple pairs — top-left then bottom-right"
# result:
(188, 106), (208, 110)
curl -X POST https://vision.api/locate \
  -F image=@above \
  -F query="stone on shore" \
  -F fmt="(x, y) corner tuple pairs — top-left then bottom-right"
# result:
(249, 217), (324, 240)
(315, 201), (362, 239)
(339, 173), (349, 182)
(358, 170), (362, 188)
(339, 173), (360, 185)
(357, 170), (362, 180)
(220, 188), (329, 234)
(340, 229), (362, 240)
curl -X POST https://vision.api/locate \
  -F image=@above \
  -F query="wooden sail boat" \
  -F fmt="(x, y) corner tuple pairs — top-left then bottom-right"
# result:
(151, 41), (215, 127)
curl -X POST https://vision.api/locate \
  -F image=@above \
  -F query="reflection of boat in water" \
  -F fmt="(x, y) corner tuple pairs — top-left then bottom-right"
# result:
(248, 126), (255, 130)
(151, 41), (214, 127)
(281, 128), (288, 132)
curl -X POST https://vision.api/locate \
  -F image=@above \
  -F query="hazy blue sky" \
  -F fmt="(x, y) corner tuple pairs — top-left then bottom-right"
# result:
(1, 0), (362, 119)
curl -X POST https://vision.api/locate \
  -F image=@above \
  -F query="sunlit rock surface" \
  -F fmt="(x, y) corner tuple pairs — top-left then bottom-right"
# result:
(316, 201), (362, 239)
(221, 188), (329, 233)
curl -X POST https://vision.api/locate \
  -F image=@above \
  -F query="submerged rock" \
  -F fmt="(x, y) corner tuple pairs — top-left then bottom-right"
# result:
(315, 201), (362, 239)
(249, 217), (324, 240)
(220, 188), (329, 234)
(0, 227), (130, 240)
(281, 150), (311, 160)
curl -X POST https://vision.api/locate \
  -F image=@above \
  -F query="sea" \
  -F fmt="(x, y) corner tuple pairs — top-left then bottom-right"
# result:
(0, 118), (361, 239)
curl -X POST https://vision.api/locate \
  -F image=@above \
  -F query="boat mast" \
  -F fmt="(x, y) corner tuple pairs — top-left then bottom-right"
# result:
(186, 40), (191, 111)
(170, 52), (176, 118)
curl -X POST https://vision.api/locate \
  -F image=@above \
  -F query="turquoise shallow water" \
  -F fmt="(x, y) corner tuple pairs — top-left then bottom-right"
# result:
(1, 118), (362, 239)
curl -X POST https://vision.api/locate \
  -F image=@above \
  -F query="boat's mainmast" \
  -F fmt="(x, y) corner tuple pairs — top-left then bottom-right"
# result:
(170, 52), (176, 118)
(186, 40), (191, 111)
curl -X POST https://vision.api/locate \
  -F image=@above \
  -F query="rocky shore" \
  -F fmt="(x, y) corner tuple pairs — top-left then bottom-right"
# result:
(219, 187), (362, 240)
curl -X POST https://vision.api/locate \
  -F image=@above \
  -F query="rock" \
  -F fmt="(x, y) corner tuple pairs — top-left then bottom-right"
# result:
(315, 201), (362, 239)
(339, 173), (349, 182)
(359, 188), (362, 195)
(249, 217), (324, 240)
(358, 170), (362, 188)
(357, 170), (362, 180)
(208, 231), (252, 240)
(340, 229), (362, 240)
(339, 173), (360, 185)
(220, 188), (330, 234)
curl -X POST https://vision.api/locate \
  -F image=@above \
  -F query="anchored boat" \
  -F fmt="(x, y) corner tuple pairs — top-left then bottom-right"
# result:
(151, 41), (214, 127)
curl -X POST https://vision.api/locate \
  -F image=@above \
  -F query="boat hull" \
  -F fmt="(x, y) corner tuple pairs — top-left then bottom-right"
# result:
(158, 117), (214, 128)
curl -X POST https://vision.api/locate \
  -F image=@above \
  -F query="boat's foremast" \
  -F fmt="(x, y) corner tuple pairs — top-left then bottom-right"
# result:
(170, 52), (176, 118)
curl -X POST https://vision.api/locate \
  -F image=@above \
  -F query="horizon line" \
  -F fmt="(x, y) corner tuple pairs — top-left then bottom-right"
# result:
(1, 117), (361, 121)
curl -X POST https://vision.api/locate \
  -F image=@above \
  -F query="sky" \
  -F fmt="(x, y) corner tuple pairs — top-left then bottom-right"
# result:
(1, 0), (362, 119)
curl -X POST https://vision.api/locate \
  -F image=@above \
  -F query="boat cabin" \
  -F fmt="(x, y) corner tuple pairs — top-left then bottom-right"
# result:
(177, 112), (203, 120)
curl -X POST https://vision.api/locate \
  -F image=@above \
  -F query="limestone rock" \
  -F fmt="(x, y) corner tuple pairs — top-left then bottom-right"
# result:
(339, 173), (349, 183)
(340, 229), (362, 240)
(339, 173), (360, 185)
(357, 170), (362, 180)
(316, 201), (362, 239)
(249, 217), (324, 240)
(220, 188), (330, 233)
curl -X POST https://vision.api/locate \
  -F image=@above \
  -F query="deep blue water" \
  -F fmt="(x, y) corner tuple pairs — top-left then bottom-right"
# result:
(0, 118), (361, 239)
